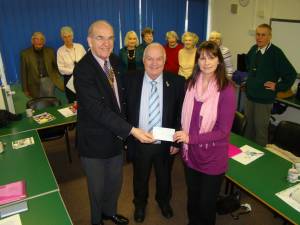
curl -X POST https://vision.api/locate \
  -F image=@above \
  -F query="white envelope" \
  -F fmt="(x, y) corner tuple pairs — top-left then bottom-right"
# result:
(152, 127), (175, 142)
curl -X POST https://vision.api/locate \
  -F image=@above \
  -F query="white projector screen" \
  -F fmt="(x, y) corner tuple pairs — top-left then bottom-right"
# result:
(270, 18), (300, 73)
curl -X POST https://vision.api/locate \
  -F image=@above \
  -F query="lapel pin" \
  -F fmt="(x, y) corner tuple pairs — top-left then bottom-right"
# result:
(166, 81), (170, 87)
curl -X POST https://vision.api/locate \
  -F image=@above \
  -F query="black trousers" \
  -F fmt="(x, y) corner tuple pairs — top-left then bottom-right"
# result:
(63, 75), (76, 103)
(132, 143), (171, 209)
(185, 166), (224, 225)
(81, 155), (123, 224)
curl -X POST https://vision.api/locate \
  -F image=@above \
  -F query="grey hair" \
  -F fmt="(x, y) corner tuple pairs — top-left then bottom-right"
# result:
(31, 32), (46, 43)
(60, 26), (74, 37)
(88, 20), (114, 37)
(143, 42), (166, 61)
(165, 31), (179, 41)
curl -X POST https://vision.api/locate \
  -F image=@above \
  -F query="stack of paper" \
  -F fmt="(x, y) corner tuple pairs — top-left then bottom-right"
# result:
(0, 181), (26, 205)
(0, 214), (22, 225)
(0, 202), (28, 219)
(58, 106), (77, 117)
(231, 145), (264, 165)
(276, 183), (300, 212)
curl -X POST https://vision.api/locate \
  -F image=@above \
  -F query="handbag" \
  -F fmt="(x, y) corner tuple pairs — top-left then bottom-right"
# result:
(216, 193), (241, 215)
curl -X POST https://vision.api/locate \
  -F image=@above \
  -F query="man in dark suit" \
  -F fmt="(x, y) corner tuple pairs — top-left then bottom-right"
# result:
(74, 20), (153, 225)
(20, 32), (64, 98)
(124, 43), (185, 223)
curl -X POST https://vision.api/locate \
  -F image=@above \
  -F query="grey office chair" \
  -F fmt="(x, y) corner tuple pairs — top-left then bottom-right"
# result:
(231, 111), (247, 136)
(26, 97), (72, 163)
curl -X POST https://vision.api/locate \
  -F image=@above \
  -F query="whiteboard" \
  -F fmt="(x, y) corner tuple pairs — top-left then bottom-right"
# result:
(270, 18), (300, 73)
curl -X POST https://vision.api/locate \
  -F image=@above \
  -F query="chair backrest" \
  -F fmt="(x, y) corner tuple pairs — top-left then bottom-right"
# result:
(231, 111), (247, 136)
(26, 97), (61, 110)
(273, 120), (300, 156)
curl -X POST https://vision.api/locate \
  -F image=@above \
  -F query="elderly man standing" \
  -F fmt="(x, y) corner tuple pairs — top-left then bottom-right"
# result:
(124, 43), (185, 223)
(74, 20), (153, 225)
(245, 23), (296, 146)
(21, 32), (64, 98)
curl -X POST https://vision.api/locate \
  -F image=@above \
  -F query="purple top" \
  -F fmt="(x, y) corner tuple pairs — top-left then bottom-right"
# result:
(182, 84), (236, 175)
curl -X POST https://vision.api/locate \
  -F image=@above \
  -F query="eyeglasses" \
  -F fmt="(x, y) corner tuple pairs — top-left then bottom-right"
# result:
(93, 35), (114, 42)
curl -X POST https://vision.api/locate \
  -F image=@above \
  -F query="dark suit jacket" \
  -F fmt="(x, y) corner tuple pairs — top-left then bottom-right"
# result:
(20, 47), (64, 98)
(74, 51), (132, 158)
(124, 71), (185, 151)
(119, 47), (144, 74)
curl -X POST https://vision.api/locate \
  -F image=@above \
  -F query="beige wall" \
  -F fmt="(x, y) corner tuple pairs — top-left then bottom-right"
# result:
(210, 0), (300, 69)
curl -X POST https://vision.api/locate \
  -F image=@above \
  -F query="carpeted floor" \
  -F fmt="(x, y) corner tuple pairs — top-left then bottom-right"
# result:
(43, 130), (287, 225)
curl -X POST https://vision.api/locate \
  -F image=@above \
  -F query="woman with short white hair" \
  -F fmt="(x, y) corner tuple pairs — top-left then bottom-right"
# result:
(57, 26), (86, 103)
(164, 31), (183, 74)
(209, 31), (234, 77)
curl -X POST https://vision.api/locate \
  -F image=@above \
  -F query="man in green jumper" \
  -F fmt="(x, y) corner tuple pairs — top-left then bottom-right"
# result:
(245, 23), (297, 146)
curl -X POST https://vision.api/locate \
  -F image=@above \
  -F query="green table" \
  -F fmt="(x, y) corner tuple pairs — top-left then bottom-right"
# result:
(0, 105), (76, 137)
(0, 130), (58, 199)
(0, 106), (75, 223)
(20, 192), (73, 225)
(228, 133), (299, 224)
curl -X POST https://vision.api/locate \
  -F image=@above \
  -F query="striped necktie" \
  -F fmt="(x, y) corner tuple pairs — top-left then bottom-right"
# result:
(148, 80), (160, 132)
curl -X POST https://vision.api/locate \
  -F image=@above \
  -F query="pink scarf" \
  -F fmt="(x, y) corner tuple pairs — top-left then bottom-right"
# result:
(181, 73), (220, 157)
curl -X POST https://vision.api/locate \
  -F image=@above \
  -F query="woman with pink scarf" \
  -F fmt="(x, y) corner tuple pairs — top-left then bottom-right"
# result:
(174, 41), (236, 225)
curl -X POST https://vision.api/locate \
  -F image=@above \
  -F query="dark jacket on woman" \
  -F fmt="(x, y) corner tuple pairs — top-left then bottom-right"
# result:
(119, 47), (144, 74)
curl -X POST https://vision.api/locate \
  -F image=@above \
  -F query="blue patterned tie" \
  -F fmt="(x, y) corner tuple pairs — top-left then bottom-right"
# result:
(148, 80), (160, 132)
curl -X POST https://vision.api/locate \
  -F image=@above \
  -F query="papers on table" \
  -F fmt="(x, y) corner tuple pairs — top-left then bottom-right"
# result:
(58, 106), (77, 117)
(231, 145), (264, 165)
(12, 137), (34, 150)
(32, 112), (55, 124)
(0, 214), (22, 225)
(276, 183), (300, 212)
(0, 181), (26, 205)
(152, 127), (175, 142)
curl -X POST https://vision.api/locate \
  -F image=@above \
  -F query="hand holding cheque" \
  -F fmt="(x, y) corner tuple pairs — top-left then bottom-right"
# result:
(173, 130), (189, 144)
(150, 127), (189, 144)
(134, 126), (189, 146)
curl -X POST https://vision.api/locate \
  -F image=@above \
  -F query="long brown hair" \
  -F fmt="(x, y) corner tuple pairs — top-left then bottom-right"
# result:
(187, 41), (230, 91)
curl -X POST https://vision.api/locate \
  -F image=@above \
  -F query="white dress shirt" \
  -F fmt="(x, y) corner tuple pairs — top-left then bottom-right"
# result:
(91, 52), (121, 109)
(57, 43), (86, 75)
(138, 73), (163, 131)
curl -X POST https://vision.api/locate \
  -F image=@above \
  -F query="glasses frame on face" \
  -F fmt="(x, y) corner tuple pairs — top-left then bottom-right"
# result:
(93, 35), (115, 42)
